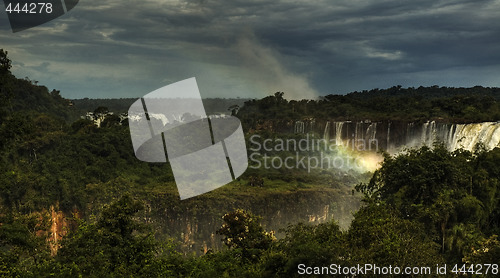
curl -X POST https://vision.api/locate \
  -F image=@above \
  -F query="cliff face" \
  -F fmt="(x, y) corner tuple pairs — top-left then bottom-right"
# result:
(137, 187), (361, 254)
(31, 204), (77, 256)
(48, 205), (78, 256)
(36, 185), (360, 255)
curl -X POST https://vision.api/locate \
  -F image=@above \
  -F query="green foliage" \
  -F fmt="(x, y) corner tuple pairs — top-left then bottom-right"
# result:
(93, 106), (109, 114)
(464, 235), (500, 265)
(0, 212), (52, 277)
(217, 209), (275, 262)
(56, 195), (157, 277)
(357, 145), (500, 262)
(348, 203), (443, 267)
(264, 221), (345, 277)
(0, 49), (11, 75)
(238, 86), (500, 127)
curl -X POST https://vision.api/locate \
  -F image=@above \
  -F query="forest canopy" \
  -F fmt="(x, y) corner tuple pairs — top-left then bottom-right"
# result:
(238, 87), (500, 124)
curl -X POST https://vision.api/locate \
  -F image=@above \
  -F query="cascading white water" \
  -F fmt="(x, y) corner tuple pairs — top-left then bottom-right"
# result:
(335, 122), (344, 145)
(409, 121), (500, 152)
(420, 121), (429, 145)
(325, 121), (500, 153)
(127, 113), (170, 126)
(428, 121), (436, 146)
(294, 119), (499, 155)
(447, 125), (456, 147)
(149, 113), (170, 126)
(365, 123), (377, 150)
(354, 122), (359, 142)
(295, 121), (305, 134)
(420, 121), (437, 147)
(437, 124), (451, 147)
(323, 121), (330, 141)
(406, 122), (414, 144)
(366, 123), (377, 141)
(448, 122), (500, 151)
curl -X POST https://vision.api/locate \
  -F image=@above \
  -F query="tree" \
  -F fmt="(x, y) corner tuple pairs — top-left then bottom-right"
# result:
(0, 212), (52, 277)
(263, 221), (345, 277)
(348, 202), (444, 269)
(216, 209), (275, 261)
(101, 114), (121, 128)
(228, 104), (240, 116)
(0, 49), (13, 119)
(57, 195), (157, 277)
(356, 145), (496, 262)
(0, 49), (11, 75)
(93, 106), (109, 115)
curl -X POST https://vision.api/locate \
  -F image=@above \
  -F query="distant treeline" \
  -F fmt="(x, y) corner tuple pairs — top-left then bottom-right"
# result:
(71, 97), (251, 116)
(238, 87), (500, 125)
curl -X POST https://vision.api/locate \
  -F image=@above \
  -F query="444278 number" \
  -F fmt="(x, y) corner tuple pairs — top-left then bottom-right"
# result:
(451, 264), (498, 275)
(5, 2), (53, 14)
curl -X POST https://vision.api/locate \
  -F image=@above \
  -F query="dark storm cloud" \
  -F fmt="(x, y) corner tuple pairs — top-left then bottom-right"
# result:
(1, 0), (499, 98)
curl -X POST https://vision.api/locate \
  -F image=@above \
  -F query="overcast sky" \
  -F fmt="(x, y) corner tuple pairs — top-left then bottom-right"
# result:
(1, 0), (500, 99)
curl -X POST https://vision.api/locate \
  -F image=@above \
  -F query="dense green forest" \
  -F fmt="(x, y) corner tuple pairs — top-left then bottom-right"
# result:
(238, 88), (500, 126)
(1, 49), (499, 276)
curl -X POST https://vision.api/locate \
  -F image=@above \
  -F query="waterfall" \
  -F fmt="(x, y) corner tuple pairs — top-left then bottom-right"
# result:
(421, 121), (429, 146)
(422, 121), (437, 147)
(366, 123), (377, 141)
(295, 121), (305, 134)
(483, 123), (500, 149)
(429, 121), (437, 146)
(149, 113), (170, 126)
(334, 122), (344, 145)
(290, 120), (500, 153)
(323, 121), (330, 141)
(447, 125), (456, 148)
(448, 122), (500, 151)
(437, 124), (450, 147)
(406, 122), (414, 144)
(354, 122), (360, 142)
(403, 122), (500, 152)
(365, 123), (377, 150)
